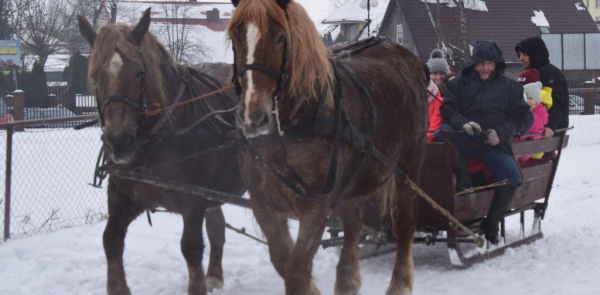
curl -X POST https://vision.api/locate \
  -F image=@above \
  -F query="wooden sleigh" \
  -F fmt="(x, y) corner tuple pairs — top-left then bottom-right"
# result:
(414, 130), (569, 266)
(321, 130), (569, 265)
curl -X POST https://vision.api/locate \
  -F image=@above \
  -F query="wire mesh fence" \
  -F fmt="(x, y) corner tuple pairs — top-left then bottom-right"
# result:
(1, 123), (106, 241)
(562, 71), (600, 146)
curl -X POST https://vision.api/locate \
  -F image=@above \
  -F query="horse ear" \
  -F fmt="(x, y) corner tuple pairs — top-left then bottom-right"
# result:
(131, 8), (151, 46)
(231, 0), (240, 7)
(77, 15), (96, 47)
(275, 0), (291, 9)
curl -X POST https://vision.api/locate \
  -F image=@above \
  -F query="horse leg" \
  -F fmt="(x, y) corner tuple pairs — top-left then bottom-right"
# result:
(283, 202), (329, 295)
(385, 179), (417, 295)
(250, 199), (295, 287)
(204, 207), (225, 291)
(104, 186), (143, 295)
(334, 199), (364, 295)
(181, 208), (208, 295)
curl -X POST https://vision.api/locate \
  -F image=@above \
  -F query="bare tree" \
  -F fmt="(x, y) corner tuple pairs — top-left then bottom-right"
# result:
(11, 0), (76, 68)
(422, 0), (471, 72)
(153, 3), (212, 65)
(68, 0), (111, 54)
(331, 0), (348, 9)
(73, 0), (106, 29)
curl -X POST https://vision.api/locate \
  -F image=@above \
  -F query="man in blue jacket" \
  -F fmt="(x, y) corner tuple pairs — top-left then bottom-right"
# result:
(438, 40), (530, 245)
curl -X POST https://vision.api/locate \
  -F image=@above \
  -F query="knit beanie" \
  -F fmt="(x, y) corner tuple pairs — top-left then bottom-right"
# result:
(517, 68), (540, 85)
(427, 49), (449, 75)
(523, 81), (542, 104)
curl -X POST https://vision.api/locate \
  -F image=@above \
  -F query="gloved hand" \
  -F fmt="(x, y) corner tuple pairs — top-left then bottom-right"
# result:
(462, 121), (481, 136)
(542, 127), (554, 139)
(484, 129), (500, 146)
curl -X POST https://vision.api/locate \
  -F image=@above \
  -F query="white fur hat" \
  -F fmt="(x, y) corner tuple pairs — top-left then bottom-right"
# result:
(523, 81), (542, 104)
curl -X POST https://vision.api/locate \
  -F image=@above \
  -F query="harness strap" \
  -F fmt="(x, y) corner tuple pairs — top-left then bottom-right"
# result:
(288, 94), (308, 123)
(238, 64), (282, 81)
(195, 71), (237, 128)
(321, 62), (343, 195)
(313, 117), (405, 178)
(150, 81), (188, 133)
(100, 95), (143, 126)
(337, 62), (377, 133)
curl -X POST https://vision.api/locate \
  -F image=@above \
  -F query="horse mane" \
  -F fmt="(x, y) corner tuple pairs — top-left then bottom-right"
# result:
(228, 0), (334, 106)
(88, 24), (177, 108)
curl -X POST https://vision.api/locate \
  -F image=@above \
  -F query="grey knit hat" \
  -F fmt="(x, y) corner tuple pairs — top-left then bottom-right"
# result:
(427, 49), (449, 75)
(523, 81), (542, 104)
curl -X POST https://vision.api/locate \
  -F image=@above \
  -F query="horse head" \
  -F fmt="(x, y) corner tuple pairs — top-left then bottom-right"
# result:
(78, 8), (163, 164)
(228, 0), (333, 138)
(227, 0), (287, 137)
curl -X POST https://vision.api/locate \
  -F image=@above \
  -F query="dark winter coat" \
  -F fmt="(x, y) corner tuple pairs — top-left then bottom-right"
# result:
(442, 41), (530, 145)
(515, 37), (569, 131)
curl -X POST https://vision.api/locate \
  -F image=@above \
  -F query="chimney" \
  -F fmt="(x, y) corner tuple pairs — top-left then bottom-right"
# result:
(207, 8), (220, 23)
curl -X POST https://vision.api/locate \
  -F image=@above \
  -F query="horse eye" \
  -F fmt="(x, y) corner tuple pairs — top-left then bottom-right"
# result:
(276, 35), (284, 45)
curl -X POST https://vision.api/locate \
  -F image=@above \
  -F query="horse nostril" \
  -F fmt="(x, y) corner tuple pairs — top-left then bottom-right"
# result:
(254, 112), (269, 128)
(122, 135), (132, 147)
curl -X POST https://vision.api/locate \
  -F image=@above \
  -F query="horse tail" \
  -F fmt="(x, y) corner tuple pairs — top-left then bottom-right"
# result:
(378, 175), (399, 225)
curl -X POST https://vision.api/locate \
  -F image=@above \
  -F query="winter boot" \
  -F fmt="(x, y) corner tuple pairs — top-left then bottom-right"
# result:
(481, 186), (518, 245)
(453, 157), (473, 193)
(485, 231), (500, 245)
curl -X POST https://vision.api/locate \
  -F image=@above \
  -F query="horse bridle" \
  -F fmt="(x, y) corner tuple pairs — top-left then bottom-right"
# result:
(94, 44), (149, 129)
(231, 12), (290, 103)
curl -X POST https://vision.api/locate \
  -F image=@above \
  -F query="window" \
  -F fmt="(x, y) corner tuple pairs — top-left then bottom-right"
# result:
(597, 0), (600, 8)
(343, 24), (357, 41)
(396, 24), (404, 45)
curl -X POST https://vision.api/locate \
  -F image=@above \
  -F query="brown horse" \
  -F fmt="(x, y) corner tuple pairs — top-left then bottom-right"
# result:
(78, 9), (246, 295)
(227, 0), (428, 294)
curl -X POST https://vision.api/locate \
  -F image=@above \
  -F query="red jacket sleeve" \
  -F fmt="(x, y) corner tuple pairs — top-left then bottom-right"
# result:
(427, 93), (444, 142)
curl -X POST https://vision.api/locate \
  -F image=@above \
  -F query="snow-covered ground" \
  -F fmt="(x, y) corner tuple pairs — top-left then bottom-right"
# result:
(0, 114), (599, 294)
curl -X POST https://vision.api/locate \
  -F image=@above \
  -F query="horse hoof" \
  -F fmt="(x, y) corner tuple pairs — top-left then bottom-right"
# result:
(206, 277), (223, 292)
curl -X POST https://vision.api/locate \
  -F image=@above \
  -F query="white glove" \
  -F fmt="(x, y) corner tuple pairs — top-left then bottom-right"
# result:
(462, 121), (481, 136)
(484, 129), (500, 146)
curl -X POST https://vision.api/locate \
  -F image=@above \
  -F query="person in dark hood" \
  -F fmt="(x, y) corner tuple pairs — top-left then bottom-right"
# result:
(515, 37), (568, 139)
(437, 40), (530, 245)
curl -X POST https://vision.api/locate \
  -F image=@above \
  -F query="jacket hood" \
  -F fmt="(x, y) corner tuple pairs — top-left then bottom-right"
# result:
(462, 40), (506, 76)
(515, 37), (550, 69)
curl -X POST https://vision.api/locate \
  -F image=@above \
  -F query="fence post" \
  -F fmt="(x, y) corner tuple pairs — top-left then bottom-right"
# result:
(4, 126), (13, 241)
(12, 90), (24, 132)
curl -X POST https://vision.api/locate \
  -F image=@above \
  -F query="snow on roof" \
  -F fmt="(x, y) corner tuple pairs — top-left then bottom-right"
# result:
(322, 0), (390, 24)
(118, 1), (235, 22)
(420, 0), (488, 12)
(531, 10), (550, 27)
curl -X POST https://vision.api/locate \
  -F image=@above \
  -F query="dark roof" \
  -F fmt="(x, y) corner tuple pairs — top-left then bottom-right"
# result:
(393, 0), (599, 63)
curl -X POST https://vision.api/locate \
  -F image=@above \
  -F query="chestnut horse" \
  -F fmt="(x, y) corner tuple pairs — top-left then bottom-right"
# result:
(78, 9), (246, 295)
(227, 0), (428, 294)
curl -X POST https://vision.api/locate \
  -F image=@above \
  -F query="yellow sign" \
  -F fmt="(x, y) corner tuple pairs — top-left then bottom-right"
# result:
(0, 48), (17, 55)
